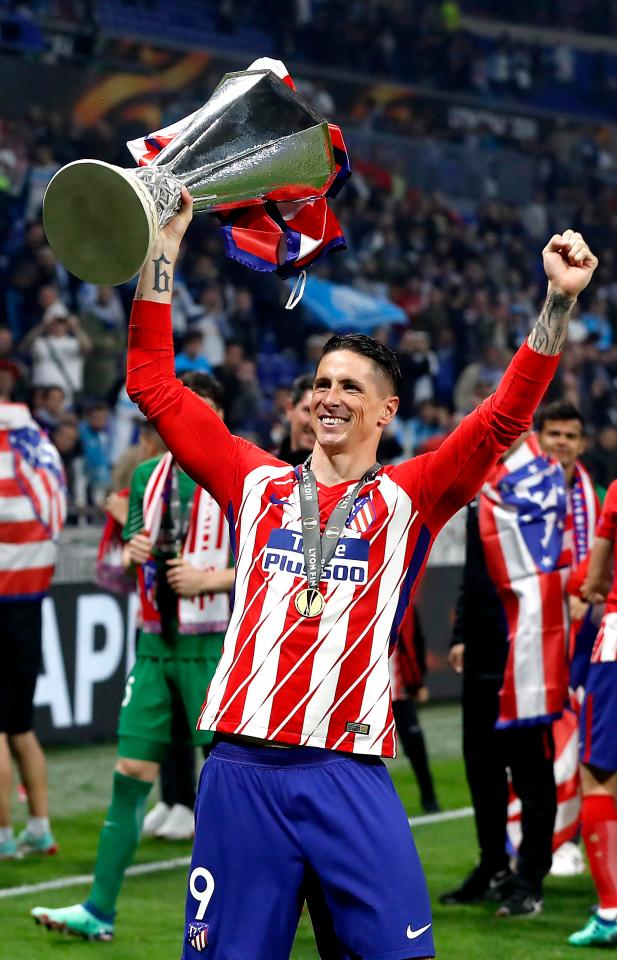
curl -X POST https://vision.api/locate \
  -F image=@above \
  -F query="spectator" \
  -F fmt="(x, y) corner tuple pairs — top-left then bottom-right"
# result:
(580, 294), (612, 350)
(32, 385), (67, 433)
(277, 374), (315, 466)
(51, 415), (85, 522)
(397, 330), (438, 420)
(191, 286), (227, 368)
(454, 345), (509, 413)
(79, 402), (112, 510)
(78, 285), (127, 400)
(403, 400), (450, 457)
(227, 287), (258, 356)
(214, 340), (246, 421)
(175, 330), (212, 376)
(22, 304), (92, 404)
(554, 42), (575, 85)
(25, 143), (59, 223)
(0, 392), (66, 860)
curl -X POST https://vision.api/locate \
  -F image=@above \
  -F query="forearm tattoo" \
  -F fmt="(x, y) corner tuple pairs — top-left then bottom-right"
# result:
(527, 291), (576, 355)
(152, 252), (172, 293)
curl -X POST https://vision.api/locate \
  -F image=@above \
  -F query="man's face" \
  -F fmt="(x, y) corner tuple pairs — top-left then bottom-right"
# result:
(226, 345), (244, 370)
(45, 388), (66, 415)
(88, 408), (108, 431)
(311, 350), (398, 453)
(48, 317), (69, 338)
(287, 389), (315, 453)
(53, 424), (78, 453)
(186, 336), (202, 358)
(538, 418), (585, 471)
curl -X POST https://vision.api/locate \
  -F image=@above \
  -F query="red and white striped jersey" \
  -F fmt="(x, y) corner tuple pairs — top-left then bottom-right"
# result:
(199, 461), (432, 756)
(127, 300), (559, 757)
(0, 403), (66, 600)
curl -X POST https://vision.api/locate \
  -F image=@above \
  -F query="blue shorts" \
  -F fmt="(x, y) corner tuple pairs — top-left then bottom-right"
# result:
(580, 662), (617, 773)
(181, 740), (435, 960)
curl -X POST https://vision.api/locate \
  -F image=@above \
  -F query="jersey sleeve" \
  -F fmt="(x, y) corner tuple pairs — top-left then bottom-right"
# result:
(595, 479), (617, 542)
(126, 300), (279, 508)
(391, 343), (560, 535)
(122, 460), (150, 541)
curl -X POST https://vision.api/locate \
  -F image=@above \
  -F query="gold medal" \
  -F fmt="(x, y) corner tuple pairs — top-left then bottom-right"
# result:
(294, 588), (325, 618)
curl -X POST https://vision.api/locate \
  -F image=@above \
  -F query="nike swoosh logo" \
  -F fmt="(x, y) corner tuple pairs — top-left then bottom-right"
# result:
(406, 922), (432, 940)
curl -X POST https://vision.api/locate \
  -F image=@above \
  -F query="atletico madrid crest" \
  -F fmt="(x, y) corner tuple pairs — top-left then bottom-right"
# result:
(187, 921), (209, 952)
(347, 495), (376, 533)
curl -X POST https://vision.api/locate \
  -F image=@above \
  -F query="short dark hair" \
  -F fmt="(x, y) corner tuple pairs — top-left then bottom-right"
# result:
(291, 374), (314, 406)
(180, 371), (224, 410)
(536, 400), (585, 432)
(139, 421), (160, 440)
(319, 334), (401, 396)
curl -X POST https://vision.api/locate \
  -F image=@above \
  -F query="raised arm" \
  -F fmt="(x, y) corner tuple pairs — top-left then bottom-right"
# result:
(526, 230), (596, 355)
(126, 190), (273, 506)
(393, 230), (598, 533)
(582, 538), (613, 605)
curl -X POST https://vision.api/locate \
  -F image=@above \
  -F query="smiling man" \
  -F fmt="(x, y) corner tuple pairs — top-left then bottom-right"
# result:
(63, 188), (596, 960)
(537, 401), (586, 481)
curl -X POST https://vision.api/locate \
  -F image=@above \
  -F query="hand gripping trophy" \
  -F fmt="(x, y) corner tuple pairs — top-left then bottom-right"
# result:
(43, 59), (351, 288)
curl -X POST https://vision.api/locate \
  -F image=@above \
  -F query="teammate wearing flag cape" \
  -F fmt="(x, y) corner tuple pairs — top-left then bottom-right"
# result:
(44, 186), (598, 957)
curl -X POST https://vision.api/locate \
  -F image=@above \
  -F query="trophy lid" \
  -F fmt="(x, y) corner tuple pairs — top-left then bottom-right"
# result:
(43, 159), (158, 286)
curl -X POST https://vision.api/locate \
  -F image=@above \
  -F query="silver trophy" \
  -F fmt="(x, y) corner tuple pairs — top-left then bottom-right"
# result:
(43, 67), (336, 286)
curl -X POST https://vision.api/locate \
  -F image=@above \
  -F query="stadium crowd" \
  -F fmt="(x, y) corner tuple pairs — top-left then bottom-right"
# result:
(467, 0), (617, 36)
(1, 91), (617, 520)
(2, 1), (617, 121)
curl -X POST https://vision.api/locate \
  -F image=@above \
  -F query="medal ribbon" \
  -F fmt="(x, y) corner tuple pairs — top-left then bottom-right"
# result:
(298, 456), (380, 593)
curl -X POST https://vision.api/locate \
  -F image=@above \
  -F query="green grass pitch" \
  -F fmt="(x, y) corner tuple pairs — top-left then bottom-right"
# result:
(0, 705), (600, 958)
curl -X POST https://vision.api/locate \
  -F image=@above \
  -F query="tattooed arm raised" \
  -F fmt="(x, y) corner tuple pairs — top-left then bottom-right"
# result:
(134, 188), (194, 303)
(528, 230), (598, 356)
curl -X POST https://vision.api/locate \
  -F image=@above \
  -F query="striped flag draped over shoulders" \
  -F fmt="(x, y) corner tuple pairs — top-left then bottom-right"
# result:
(479, 435), (573, 727)
(0, 403), (66, 600)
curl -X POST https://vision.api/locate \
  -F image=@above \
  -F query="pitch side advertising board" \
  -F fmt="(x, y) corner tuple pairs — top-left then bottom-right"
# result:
(34, 586), (139, 745)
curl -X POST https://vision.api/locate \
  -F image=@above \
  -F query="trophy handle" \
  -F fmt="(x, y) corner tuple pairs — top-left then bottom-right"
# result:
(43, 160), (165, 286)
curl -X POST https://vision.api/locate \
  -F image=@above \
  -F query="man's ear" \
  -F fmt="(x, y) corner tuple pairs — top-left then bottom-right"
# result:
(377, 396), (399, 427)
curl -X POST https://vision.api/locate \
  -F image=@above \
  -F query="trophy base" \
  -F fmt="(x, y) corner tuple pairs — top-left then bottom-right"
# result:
(43, 160), (159, 286)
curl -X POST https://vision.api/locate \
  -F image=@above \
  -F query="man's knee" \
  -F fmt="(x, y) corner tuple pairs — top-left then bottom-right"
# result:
(8, 730), (36, 756)
(116, 756), (159, 782)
